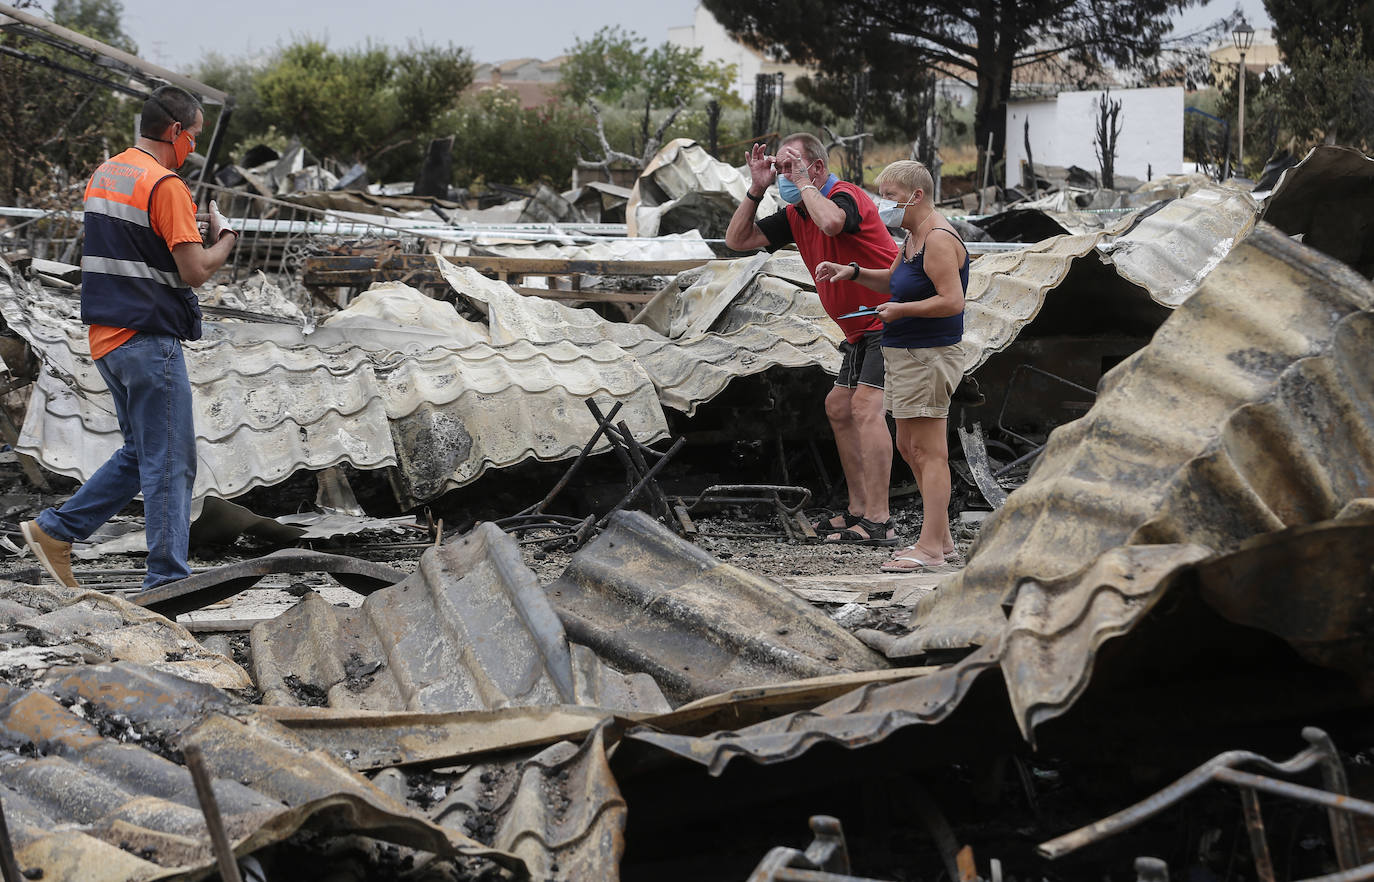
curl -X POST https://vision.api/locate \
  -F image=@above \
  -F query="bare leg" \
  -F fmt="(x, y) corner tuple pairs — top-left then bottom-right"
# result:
(850, 384), (892, 528)
(824, 384), (866, 525)
(894, 416), (954, 559)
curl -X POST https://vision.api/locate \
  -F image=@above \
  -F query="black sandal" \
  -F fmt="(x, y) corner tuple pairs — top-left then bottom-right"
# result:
(823, 516), (899, 547)
(811, 508), (862, 534)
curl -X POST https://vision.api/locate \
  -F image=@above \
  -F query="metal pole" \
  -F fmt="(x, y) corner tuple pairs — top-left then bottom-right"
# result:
(194, 97), (236, 206)
(1239, 787), (1277, 882)
(1237, 51), (1247, 177)
(978, 132), (994, 213)
(183, 744), (245, 882)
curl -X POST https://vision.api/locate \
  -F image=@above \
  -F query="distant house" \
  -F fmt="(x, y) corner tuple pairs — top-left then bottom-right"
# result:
(467, 56), (567, 108)
(667, 3), (811, 101)
(1209, 29), (1282, 87)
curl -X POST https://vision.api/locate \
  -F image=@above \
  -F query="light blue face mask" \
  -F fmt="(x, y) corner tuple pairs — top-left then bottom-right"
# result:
(780, 171), (839, 204)
(778, 174), (803, 204)
(876, 195), (918, 227)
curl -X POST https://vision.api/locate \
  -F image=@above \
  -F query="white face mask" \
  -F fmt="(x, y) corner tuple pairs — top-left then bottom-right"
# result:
(876, 194), (918, 227)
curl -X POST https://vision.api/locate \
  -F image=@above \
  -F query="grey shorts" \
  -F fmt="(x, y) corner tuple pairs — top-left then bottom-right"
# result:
(835, 329), (885, 389)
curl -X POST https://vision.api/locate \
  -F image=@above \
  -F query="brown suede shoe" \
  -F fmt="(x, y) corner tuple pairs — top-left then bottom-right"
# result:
(20, 521), (78, 588)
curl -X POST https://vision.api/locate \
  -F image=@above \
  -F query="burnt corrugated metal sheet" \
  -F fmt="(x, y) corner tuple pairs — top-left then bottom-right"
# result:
(995, 543), (1212, 737)
(619, 227), (1374, 775)
(958, 183), (1259, 373)
(626, 509), (1374, 774)
(627, 138), (784, 238)
(899, 223), (1374, 655)
(1099, 183), (1259, 305)
(957, 231), (1115, 372)
(432, 721), (625, 882)
(0, 582), (251, 691)
(624, 642), (1001, 775)
(250, 522), (671, 715)
(1261, 144), (1374, 276)
(546, 512), (890, 705)
(440, 259), (843, 416)
(0, 661), (516, 880)
(262, 703), (617, 771)
(0, 264), (668, 506)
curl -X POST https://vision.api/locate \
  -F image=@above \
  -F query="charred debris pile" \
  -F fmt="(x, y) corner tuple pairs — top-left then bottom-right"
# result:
(0, 141), (1370, 881)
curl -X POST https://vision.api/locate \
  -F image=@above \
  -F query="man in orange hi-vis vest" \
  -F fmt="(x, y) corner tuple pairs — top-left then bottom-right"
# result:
(22, 85), (238, 590)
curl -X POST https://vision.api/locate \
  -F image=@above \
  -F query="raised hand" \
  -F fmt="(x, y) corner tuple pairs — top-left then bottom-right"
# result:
(208, 200), (237, 244)
(746, 142), (777, 192)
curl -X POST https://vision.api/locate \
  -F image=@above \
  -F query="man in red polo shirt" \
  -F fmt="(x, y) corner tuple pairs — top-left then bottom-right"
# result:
(725, 132), (899, 545)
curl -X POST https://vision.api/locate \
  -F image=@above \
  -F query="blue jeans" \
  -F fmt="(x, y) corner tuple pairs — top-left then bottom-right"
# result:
(37, 333), (196, 589)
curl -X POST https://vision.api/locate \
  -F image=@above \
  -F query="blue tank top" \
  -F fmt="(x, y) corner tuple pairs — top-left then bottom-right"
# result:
(881, 227), (968, 349)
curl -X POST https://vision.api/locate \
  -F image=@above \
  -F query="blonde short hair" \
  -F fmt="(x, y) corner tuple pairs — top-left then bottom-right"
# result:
(875, 160), (934, 198)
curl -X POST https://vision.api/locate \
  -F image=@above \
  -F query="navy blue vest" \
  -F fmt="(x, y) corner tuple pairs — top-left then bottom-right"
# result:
(81, 148), (202, 341)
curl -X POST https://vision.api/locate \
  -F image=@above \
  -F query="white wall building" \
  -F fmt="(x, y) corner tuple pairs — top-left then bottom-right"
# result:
(1005, 87), (1184, 189)
(667, 3), (810, 101)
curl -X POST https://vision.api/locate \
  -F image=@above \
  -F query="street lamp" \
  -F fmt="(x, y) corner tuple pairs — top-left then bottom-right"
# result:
(1232, 17), (1255, 176)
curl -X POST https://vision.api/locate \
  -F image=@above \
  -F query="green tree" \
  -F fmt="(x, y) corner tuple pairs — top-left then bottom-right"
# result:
(1263, 0), (1374, 62)
(700, 0), (1195, 176)
(194, 50), (273, 159)
(252, 39), (473, 178)
(560, 26), (738, 161)
(559, 26), (652, 105)
(446, 88), (591, 188)
(0, 0), (138, 204)
(1269, 30), (1374, 150)
(1262, 0), (1374, 150)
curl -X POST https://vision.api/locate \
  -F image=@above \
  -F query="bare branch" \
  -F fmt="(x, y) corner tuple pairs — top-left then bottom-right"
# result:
(640, 97), (688, 166)
(576, 99), (642, 172)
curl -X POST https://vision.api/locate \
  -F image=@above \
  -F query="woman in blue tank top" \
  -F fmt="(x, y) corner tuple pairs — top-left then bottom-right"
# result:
(815, 160), (968, 573)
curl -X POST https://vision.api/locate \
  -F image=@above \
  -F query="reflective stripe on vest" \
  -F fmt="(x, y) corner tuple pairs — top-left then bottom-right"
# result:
(80, 148), (202, 341)
(81, 256), (183, 288)
(83, 196), (150, 227)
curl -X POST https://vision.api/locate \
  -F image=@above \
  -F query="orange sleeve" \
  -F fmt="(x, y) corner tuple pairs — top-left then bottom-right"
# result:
(148, 175), (202, 250)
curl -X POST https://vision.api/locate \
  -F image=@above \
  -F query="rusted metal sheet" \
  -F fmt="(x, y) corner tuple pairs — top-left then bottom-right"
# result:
(899, 224), (1374, 655)
(261, 704), (620, 771)
(619, 229), (1374, 776)
(432, 721), (626, 882)
(547, 511), (889, 705)
(0, 661), (518, 881)
(624, 642), (999, 775)
(250, 522), (670, 715)
(0, 582), (251, 690)
(1262, 144), (1374, 277)
(624, 511), (1374, 775)
(132, 548), (406, 618)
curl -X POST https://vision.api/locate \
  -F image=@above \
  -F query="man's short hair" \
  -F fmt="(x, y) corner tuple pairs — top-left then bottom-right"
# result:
(875, 160), (935, 197)
(140, 86), (201, 137)
(781, 132), (829, 166)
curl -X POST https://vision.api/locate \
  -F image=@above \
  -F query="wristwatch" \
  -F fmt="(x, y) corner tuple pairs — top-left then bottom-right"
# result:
(745, 189), (764, 203)
(848, 261), (861, 280)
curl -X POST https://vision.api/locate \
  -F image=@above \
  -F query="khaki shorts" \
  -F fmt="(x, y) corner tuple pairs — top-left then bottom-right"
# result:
(882, 344), (964, 419)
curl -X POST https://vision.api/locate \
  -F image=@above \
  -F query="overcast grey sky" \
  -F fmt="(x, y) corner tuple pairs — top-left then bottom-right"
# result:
(94, 0), (1275, 73)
